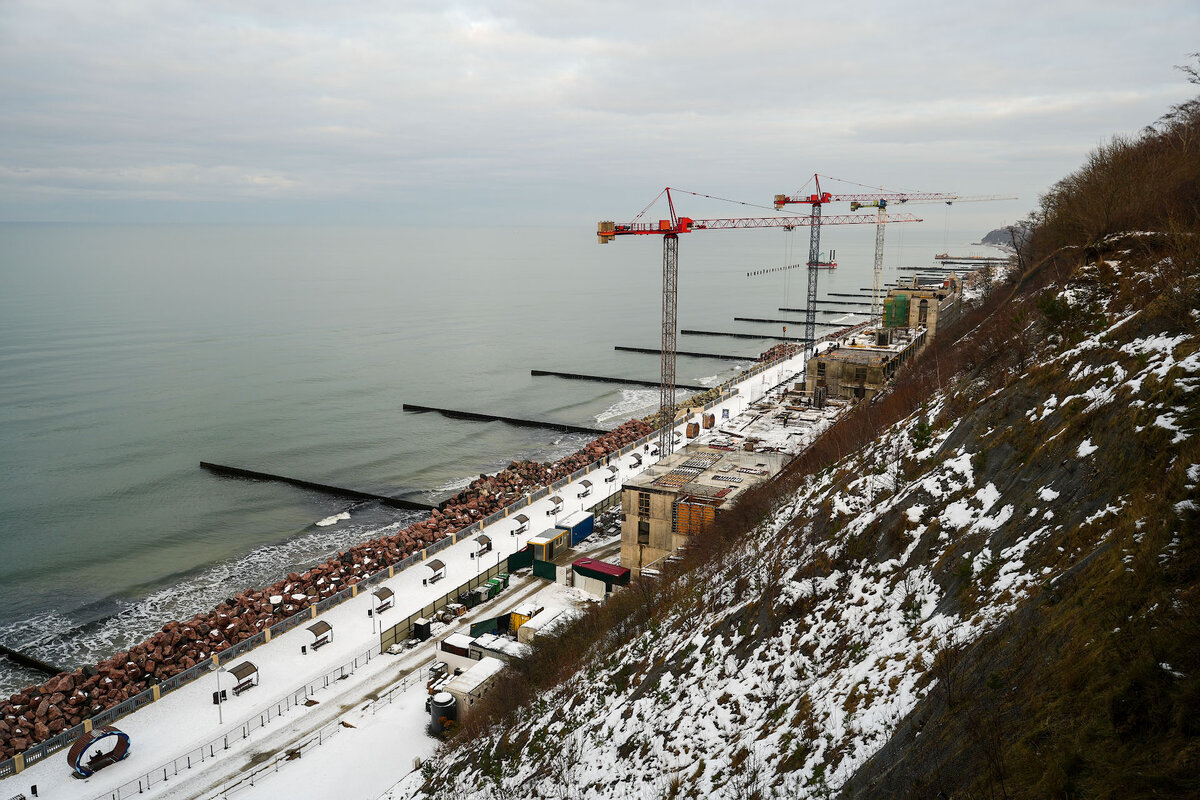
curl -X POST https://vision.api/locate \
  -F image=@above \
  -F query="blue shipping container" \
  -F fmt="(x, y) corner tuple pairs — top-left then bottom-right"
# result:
(556, 511), (595, 546)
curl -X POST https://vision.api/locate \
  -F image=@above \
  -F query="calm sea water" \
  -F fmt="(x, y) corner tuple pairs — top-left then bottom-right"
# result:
(0, 221), (990, 692)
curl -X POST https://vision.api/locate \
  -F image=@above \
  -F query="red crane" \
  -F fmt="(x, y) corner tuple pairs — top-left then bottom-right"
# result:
(598, 187), (919, 456)
(775, 177), (1011, 325)
(771, 175), (945, 349)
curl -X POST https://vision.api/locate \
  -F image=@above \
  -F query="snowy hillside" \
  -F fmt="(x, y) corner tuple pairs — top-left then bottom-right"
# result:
(402, 242), (1197, 799)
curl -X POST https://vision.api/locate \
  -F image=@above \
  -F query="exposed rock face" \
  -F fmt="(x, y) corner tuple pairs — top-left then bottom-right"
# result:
(0, 413), (659, 761)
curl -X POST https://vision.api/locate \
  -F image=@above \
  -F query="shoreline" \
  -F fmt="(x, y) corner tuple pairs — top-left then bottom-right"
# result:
(0, 338), (822, 764)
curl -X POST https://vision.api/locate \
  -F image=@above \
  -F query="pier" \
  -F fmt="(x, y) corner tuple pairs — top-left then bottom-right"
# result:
(681, 329), (812, 342)
(0, 643), (69, 678)
(200, 463), (437, 511)
(402, 404), (607, 436)
(530, 369), (707, 391)
(614, 346), (753, 361)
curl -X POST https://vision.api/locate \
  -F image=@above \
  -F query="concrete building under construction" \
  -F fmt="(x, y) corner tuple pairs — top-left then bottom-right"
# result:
(805, 326), (926, 402)
(620, 445), (789, 575)
(882, 274), (962, 338)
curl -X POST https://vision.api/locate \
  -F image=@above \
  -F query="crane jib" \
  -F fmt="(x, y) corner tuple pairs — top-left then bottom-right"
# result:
(601, 213), (921, 237)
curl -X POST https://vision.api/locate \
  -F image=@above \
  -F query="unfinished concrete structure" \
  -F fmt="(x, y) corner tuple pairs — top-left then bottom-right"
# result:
(805, 327), (926, 402)
(620, 445), (788, 575)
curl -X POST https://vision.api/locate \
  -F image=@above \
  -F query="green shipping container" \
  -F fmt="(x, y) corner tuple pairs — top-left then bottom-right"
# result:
(883, 294), (909, 328)
(470, 617), (500, 637)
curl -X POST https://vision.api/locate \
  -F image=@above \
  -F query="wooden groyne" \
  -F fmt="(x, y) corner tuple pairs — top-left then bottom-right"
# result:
(0, 643), (68, 678)
(779, 299), (873, 310)
(681, 329), (812, 342)
(733, 317), (844, 326)
(402, 404), (607, 436)
(530, 370), (706, 391)
(614, 346), (752, 361)
(199, 462), (436, 511)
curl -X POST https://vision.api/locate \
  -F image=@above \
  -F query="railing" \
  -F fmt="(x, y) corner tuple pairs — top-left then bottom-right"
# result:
(197, 667), (427, 800)
(89, 642), (382, 800)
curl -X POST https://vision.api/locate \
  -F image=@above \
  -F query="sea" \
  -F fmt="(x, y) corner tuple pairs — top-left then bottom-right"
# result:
(0, 220), (995, 694)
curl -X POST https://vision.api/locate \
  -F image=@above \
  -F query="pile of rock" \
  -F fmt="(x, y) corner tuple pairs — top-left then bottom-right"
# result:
(0, 415), (655, 761)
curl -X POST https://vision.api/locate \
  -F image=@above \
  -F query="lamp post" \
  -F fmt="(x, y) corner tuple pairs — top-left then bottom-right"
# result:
(211, 664), (227, 725)
(371, 592), (378, 636)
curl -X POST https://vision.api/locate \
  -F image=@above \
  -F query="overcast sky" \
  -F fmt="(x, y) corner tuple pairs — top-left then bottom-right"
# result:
(1, 1), (1196, 225)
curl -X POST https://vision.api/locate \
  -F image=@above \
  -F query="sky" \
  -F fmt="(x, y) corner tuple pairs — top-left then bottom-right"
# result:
(0, 1), (1196, 226)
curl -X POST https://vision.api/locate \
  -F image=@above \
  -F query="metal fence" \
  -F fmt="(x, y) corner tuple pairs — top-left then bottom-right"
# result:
(378, 561), (507, 651)
(88, 642), (382, 800)
(198, 665), (427, 800)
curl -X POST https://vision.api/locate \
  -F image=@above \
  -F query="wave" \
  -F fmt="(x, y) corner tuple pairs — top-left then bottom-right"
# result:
(315, 511), (351, 527)
(595, 389), (659, 423)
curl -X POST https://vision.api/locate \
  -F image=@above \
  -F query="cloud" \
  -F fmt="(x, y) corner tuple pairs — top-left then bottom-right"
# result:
(0, 1), (1197, 222)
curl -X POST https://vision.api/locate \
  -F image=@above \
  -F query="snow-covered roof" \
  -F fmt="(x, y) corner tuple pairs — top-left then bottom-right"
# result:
(512, 602), (542, 618)
(443, 633), (474, 651)
(557, 510), (592, 528)
(472, 634), (532, 659)
(444, 656), (505, 696)
(528, 529), (563, 545)
(520, 607), (563, 633)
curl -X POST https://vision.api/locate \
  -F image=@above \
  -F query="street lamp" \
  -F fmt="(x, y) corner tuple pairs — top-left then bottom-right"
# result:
(371, 591), (379, 636)
(211, 663), (227, 725)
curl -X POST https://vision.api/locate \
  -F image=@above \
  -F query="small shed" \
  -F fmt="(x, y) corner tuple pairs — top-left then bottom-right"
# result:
(424, 558), (446, 584)
(471, 633), (532, 663)
(509, 602), (544, 631)
(604, 465), (620, 483)
(512, 513), (530, 535)
(306, 620), (333, 650)
(546, 495), (563, 515)
(470, 534), (492, 560)
(444, 656), (505, 711)
(528, 528), (567, 563)
(577, 478), (592, 498)
(372, 586), (394, 613)
(572, 558), (632, 598)
(517, 607), (564, 644)
(556, 511), (594, 546)
(439, 632), (479, 672)
(228, 661), (259, 695)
